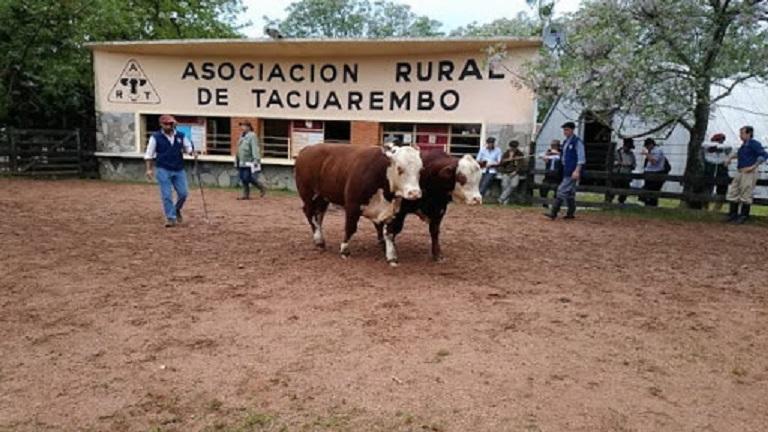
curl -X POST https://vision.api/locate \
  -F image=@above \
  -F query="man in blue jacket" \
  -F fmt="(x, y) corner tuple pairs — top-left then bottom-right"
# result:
(144, 114), (196, 227)
(546, 121), (585, 220)
(725, 125), (767, 224)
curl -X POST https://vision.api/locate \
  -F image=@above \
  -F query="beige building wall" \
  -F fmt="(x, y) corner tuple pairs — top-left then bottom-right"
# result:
(92, 43), (537, 127)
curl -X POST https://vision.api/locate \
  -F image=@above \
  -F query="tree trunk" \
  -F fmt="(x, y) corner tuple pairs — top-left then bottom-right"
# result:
(683, 87), (711, 209)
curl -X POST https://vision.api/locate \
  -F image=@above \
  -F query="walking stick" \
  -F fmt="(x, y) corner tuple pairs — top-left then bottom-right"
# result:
(193, 153), (210, 224)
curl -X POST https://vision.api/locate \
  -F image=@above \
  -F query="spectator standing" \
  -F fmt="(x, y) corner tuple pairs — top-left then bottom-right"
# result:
(725, 126), (767, 224)
(545, 122), (585, 220)
(701, 132), (732, 211)
(539, 139), (562, 208)
(641, 138), (667, 207)
(606, 138), (637, 205)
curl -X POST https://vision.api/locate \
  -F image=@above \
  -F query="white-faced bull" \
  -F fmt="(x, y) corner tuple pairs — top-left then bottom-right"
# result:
(375, 150), (482, 262)
(294, 142), (423, 265)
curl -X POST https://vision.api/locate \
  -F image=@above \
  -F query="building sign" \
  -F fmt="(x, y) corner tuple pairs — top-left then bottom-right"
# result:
(107, 59), (160, 104)
(93, 49), (536, 124)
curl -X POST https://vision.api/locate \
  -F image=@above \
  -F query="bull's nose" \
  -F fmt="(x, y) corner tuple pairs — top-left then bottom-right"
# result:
(406, 189), (422, 200)
(469, 196), (482, 205)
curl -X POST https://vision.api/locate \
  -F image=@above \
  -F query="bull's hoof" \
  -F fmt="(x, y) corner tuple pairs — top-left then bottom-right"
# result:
(432, 255), (445, 262)
(314, 241), (326, 249)
(340, 254), (349, 260)
(387, 260), (399, 267)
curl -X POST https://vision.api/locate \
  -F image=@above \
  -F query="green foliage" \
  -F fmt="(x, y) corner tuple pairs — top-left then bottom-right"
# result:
(0, 0), (245, 129)
(525, 0), (768, 188)
(264, 0), (443, 38)
(450, 13), (540, 37)
(527, 1), (768, 137)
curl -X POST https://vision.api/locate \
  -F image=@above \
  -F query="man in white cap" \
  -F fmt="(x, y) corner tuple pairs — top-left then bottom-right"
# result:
(144, 114), (196, 227)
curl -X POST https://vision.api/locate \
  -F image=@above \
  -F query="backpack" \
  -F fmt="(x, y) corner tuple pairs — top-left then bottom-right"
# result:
(662, 157), (672, 174)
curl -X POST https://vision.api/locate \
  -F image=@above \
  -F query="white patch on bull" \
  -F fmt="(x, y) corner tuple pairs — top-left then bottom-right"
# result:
(382, 145), (423, 200)
(340, 242), (350, 257)
(312, 218), (324, 246)
(361, 189), (402, 224)
(383, 225), (398, 266)
(453, 154), (483, 205)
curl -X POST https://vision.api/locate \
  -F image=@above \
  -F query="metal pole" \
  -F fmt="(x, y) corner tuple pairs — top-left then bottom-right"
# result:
(194, 156), (210, 224)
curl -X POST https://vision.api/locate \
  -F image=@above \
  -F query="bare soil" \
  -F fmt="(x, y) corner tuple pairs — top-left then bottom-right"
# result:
(1, 178), (766, 432)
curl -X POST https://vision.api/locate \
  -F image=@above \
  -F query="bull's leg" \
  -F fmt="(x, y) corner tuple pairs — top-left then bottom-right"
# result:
(312, 199), (329, 248)
(302, 196), (328, 249)
(429, 216), (444, 261)
(340, 208), (361, 258)
(383, 224), (398, 266)
(381, 213), (407, 266)
(373, 222), (385, 249)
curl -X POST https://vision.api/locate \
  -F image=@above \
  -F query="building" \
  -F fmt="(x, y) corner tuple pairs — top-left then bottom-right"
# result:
(535, 79), (768, 192)
(87, 37), (540, 189)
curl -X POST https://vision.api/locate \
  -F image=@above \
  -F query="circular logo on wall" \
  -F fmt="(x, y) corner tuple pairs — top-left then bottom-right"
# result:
(108, 59), (161, 104)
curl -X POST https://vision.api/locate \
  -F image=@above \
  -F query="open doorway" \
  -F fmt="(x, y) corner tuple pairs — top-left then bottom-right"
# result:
(581, 111), (613, 185)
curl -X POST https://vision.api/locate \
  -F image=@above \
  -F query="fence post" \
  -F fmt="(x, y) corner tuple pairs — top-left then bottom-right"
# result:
(9, 127), (17, 174)
(605, 141), (616, 203)
(525, 140), (536, 204)
(75, 129), (82, 177)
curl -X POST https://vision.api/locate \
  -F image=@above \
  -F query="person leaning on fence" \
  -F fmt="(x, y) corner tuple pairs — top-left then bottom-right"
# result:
(702, 132), (733, 211)
(144, 114), (196, 228)
(539, 139), (562, 208)
(640, 138), (668, 207)
(497, 140), (526, 205)
(235, 121), (267, 200)
(545, 121), (585, 220)
(606, 138), (637, 206)
(724, 125), (767, 224)
(476, 136), (502, 198)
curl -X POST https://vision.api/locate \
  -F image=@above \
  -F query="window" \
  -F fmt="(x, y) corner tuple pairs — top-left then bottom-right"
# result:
(324, 121), (350, 143)
(381, 122), (482, 156)
(449, 124), (481, 157)
(205, 117), (231, 155)
(261, 119), (291, 159)
(140, 114), (219, 155)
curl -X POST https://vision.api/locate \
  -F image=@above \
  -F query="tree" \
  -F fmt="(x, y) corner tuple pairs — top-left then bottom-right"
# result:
(0, 0), (246, 129)
(450, 13), (539, 37)
(264, 0), (443, 38)
(526, 0), (768, 206)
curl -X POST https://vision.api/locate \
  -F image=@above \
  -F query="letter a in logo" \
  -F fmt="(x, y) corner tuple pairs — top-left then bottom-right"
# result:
(108, 59), (161, 104)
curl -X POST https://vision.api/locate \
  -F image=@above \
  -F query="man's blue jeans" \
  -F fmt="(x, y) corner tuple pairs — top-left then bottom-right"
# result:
(155, 167), (188, 220)
(479, 172), (496, 197)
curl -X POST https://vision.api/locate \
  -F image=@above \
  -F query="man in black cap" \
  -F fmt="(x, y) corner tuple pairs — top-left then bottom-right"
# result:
(546, 121), (585, 219)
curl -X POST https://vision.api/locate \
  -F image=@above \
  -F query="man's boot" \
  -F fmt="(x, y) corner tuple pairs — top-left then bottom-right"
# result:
(735, 204), (751, 224)
(545, 198), (562, 220)
(564, 198), (576, 219)
(238, 187), (250, 200)
(725, 202), (739, 223)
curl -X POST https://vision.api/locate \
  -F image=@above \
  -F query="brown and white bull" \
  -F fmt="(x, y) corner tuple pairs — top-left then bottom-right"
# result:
(375, 150), (482, 262)
(294, 143), (423, 264)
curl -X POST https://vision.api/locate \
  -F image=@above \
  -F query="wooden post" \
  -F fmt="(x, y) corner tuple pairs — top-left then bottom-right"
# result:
(75, 129), (82, 177)
(525, 140), (537, 204)
(8, 127), (17, 174)
(605, 141), (616, 203)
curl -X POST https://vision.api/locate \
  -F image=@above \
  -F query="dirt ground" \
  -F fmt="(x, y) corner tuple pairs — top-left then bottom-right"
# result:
(1, 178), (766, 432)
